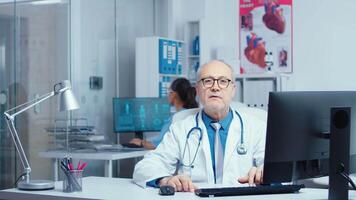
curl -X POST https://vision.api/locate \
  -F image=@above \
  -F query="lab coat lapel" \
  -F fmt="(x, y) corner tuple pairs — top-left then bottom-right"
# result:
(224, 111), (242, 171)
(198, 111), (215, 184)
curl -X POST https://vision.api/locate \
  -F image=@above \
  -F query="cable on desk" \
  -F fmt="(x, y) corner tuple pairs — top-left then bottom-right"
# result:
(339, 172), (356, 190)
(14, 172), (27, 188)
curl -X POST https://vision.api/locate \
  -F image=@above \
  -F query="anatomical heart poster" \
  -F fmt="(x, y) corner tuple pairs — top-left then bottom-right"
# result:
(239, 0), (292, 74)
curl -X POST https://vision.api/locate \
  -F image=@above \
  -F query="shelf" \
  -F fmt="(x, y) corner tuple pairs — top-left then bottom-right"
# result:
(235, 73), (292, 81)
(235, 73), (279, 79)
(188, 55), (200, 59)
(232, 73), (291, 110)
(159, 74), (186, 78)
(184, 20), (200, 84)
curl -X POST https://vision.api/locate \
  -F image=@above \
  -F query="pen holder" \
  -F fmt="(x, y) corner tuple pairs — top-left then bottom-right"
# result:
(63, 170), (83, 192)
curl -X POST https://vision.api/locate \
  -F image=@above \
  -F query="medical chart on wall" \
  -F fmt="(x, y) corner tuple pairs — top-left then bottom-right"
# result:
(239, 0), (293, 74)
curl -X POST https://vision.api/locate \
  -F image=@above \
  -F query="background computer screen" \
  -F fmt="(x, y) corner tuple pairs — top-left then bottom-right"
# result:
(263, 91), (356, 183)
(113, 97), (171, 132)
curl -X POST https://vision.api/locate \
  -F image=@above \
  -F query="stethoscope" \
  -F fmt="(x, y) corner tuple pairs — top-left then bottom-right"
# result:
(180, 110), (247, 168)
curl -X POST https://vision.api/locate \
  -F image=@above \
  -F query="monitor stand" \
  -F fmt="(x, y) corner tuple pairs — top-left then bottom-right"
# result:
(135, 131), (143, 139)
(328, 107), (351, 200)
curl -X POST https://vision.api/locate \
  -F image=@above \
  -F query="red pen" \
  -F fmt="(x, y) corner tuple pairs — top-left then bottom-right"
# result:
(77, 161), (81, 170)
(68, 163), (74, 170)
(79, 162), (87, 170)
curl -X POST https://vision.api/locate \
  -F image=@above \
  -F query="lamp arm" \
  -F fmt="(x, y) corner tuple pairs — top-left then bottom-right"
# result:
(5, 91), (57, 120)
(4, 116), (31, 178)
(4, 91), (55, 116)
(3, 90), (58, 181)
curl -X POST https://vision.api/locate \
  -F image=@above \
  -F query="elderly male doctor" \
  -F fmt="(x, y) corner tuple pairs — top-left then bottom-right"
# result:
(133, 60), (266, 192)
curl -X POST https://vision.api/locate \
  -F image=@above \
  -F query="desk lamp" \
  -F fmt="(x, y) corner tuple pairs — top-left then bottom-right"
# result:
(4, 80), (79, 190)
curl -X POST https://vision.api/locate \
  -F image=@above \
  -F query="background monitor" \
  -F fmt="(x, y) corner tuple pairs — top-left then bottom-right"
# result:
(113, 97), (171, 132)
(263, 91), (356, 184)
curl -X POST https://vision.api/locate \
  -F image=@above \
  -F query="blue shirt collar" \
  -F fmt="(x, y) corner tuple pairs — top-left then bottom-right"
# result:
(201, 109), (233, 130)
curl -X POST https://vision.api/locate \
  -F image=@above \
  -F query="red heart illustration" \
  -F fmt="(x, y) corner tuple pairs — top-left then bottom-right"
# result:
(244, 33), (266, 68)
(263, 1), (285, 34)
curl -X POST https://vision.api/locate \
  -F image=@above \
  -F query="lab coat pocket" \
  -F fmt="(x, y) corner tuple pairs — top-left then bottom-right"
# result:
(236, 152), (253, 176)
(178, 145), (206, 182)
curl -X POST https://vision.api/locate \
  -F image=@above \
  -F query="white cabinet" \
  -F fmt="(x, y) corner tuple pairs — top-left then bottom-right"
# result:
(234, 74), (291, 110)
(135, 37), (185, 97)
(184, 21), (200, 83)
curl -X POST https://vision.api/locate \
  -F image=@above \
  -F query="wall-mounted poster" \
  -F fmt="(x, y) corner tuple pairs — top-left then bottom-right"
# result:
(239, 0), (293, 74)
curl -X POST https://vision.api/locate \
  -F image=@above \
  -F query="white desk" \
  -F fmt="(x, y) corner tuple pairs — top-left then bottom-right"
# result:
(39, 150), (149, 181)
(312, 173), (356, 188)
(1, 177), (356, 200)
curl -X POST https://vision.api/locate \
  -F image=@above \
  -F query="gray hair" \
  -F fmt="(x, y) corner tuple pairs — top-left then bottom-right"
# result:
(196, 59), (236, 82)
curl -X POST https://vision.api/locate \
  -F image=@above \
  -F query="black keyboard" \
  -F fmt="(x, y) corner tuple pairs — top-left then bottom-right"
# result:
(121, 143), (143, 148)
(195, 184), (305, 197)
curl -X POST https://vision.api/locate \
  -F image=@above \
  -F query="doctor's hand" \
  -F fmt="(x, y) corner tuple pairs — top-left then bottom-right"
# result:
(129, 138), (155, 150)
(238, 166), (263, 185)
(158, 175), (197, 192)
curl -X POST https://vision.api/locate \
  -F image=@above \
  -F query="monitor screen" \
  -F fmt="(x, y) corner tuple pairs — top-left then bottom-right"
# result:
(263, 91), (356, 183)
(113, 97), (171, 132)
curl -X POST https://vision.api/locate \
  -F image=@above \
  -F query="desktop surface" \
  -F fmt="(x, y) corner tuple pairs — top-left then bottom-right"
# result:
(2, 177), (356, 200)
(39, 149), (148, 160)
(39, 150), (149, 181)
(312, 173), (356, 188)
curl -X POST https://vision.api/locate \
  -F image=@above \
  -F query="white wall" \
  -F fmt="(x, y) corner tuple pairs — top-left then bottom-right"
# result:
(172, 0), (238, 70)
(72, 0), (117, 138)
(176, 0), (356, 91)
(292, 0), (356, 91)
(71, 0), (117, 177)
(116, 0), (155, 97)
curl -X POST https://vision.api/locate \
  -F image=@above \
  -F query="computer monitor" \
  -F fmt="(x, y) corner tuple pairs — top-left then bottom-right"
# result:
(113, 97), (171, 133)
(263, 91), (356, 193)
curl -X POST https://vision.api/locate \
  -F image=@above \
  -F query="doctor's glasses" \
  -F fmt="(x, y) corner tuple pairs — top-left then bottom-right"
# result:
(198, 77), (233, 89)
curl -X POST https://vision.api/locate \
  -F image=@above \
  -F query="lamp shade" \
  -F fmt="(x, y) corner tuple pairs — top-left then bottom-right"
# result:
(59, 89), (80, 111)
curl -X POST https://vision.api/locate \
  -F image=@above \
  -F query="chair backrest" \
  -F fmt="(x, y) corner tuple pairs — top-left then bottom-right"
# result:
(230, 101), (248, 109)
(236, 106), (268, 122)
(171, 108), (200, 123)
(230, 101), (267, 122)
(171, 102), (267, 123)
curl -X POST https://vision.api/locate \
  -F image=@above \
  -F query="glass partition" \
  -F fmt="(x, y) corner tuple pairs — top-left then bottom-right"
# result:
(0, 0), (16, 189)
(14, 0), (70, 182)
(0, 0), (154, 188)
(0, 0), (70, 189)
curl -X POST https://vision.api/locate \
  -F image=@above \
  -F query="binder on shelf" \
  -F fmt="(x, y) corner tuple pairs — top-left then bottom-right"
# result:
(136, 37), (185, 97)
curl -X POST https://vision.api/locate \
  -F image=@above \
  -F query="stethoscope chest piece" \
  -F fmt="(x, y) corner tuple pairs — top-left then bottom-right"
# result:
(236, 143), (247, 155)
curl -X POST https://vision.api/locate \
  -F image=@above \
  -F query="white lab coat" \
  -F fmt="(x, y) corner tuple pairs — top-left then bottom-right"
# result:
(133, 107), (266, 188)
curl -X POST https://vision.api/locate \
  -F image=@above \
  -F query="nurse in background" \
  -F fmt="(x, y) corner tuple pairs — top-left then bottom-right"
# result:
(130, 78), (199, 149)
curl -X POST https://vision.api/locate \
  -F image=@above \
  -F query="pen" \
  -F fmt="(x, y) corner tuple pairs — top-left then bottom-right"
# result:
(66, 157), (71, 167)
(77, 161), (81, 170)
(79, 162), (87, 170)
(68, 163), (74, 171)
(61, 159), (69, 171)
